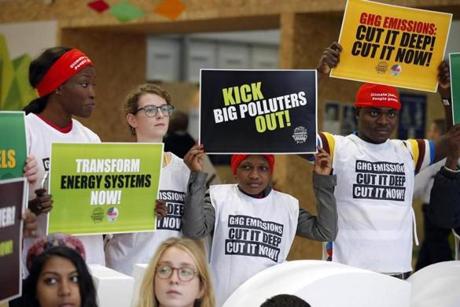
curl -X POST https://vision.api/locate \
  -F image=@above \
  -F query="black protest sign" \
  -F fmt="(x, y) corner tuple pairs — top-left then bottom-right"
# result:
(0, 178), (26, 303)
(200, 70), (317, 154)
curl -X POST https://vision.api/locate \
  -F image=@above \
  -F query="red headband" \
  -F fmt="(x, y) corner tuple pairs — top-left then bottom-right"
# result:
(36, 48), (93, 97)
(231, 154), (275, 175)
(354, 83), (400, 110)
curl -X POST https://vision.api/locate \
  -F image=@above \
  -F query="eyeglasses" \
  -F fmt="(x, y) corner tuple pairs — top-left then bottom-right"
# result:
(155, 264), (198, 282)
(135, 104), (174, 117)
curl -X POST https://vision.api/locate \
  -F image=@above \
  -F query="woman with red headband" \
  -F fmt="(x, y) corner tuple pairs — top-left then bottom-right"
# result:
(182, 148), (337, 305)
(22, 47), (105, 266)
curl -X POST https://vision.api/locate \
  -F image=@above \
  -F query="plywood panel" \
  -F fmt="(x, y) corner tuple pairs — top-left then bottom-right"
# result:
(278, 13), (343, 260)
(1, 1), (459, 27)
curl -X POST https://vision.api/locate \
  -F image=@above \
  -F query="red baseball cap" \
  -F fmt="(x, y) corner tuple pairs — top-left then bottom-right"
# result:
(354, 83), (400, 110)
(231, 155), (275, 175)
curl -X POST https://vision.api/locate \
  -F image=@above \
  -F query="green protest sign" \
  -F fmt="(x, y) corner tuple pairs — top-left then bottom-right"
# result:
(450, 52), (460, 124)
(0, 112), (27, 180)
(48, 143), (163, 235)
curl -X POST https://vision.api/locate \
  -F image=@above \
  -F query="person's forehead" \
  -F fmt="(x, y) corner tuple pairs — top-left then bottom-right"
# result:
(41, 256), (77, 274)
(138, 93), (166, 107)
(361, 106), (398, 112)
(241, 155), (269, 164)
(71, 66), (96, 79)
(160, 246), (195, 265)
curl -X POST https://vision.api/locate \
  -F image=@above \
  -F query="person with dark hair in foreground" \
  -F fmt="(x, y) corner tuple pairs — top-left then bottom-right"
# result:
(14, 234), (98, 307)
(261, 294), (311, 307)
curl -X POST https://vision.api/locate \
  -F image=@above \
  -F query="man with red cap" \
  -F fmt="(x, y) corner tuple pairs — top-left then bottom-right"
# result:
(315, 42), (460, 278)
(182, 146), (337, 305)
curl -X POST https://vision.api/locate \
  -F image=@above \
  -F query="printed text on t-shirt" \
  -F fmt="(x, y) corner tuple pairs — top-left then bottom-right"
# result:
(224, 215), (283, 262)
(157, 190), (185, 231)
(352, 160), (406, 201)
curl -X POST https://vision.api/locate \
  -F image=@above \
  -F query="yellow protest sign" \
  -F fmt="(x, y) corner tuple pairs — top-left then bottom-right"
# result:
(331, 0), (452, 92)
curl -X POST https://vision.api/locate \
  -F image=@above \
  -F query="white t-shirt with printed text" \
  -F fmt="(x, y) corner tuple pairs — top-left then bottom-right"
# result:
(319, 133), (433, 273)
(25, 113), (105, 265)
(209, 184), (298, 306)
(105, 153), (190, 275)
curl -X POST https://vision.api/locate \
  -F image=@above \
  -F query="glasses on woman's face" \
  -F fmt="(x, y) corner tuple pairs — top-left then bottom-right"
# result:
(155, 264), (198, 282)
(135, 104), (174, 118)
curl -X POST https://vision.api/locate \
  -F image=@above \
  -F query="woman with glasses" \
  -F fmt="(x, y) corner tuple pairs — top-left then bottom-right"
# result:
(22, 47), (104, 266)
(105, 84), (194, 276)
(137, 237), (215, 307)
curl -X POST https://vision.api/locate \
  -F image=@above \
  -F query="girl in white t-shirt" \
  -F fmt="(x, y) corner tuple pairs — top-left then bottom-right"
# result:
(105, 84), (194, 276)
(22, 47), (104, 266)
(182, 150), (337, 305)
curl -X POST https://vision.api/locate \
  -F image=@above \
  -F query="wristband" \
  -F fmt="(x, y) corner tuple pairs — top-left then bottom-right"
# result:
(442, 98), (451, 107)
(444, 165), (460, 173)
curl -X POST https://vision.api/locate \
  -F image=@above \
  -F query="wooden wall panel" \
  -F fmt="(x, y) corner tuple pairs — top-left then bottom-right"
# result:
(1, 0), (459, 26)
(278, 12), (344, 260)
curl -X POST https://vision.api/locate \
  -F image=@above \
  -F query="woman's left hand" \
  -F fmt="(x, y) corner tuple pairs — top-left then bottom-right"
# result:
(184, 144), (205, 172)
(155, 200), (167, 219)
(314, 148), (332, 175)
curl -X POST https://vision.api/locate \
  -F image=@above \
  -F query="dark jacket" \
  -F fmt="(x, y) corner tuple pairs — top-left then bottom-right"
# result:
(428, 166), (460, 234)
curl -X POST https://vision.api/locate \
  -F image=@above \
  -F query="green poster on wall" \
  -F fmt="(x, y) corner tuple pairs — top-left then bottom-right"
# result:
(0, 112), (27, 180)
(48, 143), (163, 235)
(450, 52), (460, 124)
